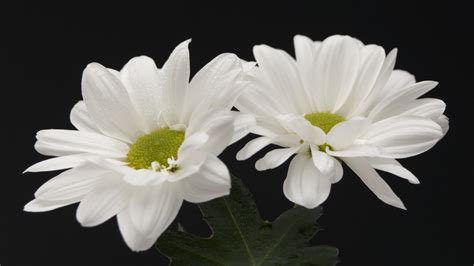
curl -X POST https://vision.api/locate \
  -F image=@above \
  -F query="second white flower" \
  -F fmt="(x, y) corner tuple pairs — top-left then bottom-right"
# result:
(237, 35), (448, 209)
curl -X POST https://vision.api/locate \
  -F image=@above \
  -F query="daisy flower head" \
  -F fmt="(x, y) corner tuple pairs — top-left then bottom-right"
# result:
(236, 34), (448, 209)
(24, 39), (255, 251)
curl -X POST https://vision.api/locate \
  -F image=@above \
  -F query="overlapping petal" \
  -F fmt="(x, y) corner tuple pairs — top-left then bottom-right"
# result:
(119, 56), (165, 132)
(34, 129), (129, 158)
(361, 116), (443, 158)
(128, 182), (182, 249)
(344, 157), (406, 209)
(81, 63), (146, 143)
(70, 101), (100, 133)
(312, 35), (360, 112)
(283, 153), (332, 209)
(180, 155), (231, 203)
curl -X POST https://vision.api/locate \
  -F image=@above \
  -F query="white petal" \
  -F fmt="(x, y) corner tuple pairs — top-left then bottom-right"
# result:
(353, 49), (398, 116)
(369, 48), (398, 98)
(331, 158), (344, 183)
(310, 145), (335, 175)
(180, 155), (231, 203)
(177, 132), (209, 159)
(362, 116), (443, 158)
(250, 120), (290, 138)
(255, 146), (301, 171)
(437, 115), (449, 135)
(236, 84), (287, 122)
(253, 44), (308, 113)
(382, 69), (416, 97)
(237, 134), (302, 161)
(81, 63), (145, 143)
(343, 157), (406, 209)
(367, 158), (420, 184)
(189, 76), (244, 123)
(123, 170), (168, 186)
(157, 109), (181, 129)
(34, 164), (112, 201)
(117, 210), (155, 252)
(339, 45), (385, 116)
(161, 39), (191, 124)
(86, 156), (131, 175)
(119, 56), (164, 132)
(326, 119), (369, 150)
(24, 154), (88, 173)
(271, 134), (303, 147)
(401, 98), (446, 120)
(283, 153), (331, 209)
(369, 81), (439, 121)
(236, 136), (273, 160)
(76, 181), (131, 227)
(327, 144), (381, 158)
(294, 35), (315, 73)
(169, 151), (207, 182)
(371, 98), (446, 122)
(294, 35), (319, 111)
(70, 101), (100, 133)
(34, 129), (128, 158)
(312, 35), (360, 112)
(24, 198), (79, 212)
(182, 53), (243, 124)
(229, 112), (256, 144)
(241, 60), (256, 72)
(188, 111), (234, 156)
(277, 114), (326, 145)
(128, 182), (182, 245)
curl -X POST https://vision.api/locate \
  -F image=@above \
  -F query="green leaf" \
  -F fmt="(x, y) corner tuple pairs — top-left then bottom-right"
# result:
(156, 176), (339, 266)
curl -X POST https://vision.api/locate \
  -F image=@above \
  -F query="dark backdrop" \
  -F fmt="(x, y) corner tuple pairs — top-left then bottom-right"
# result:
(3, 1), (473, 265)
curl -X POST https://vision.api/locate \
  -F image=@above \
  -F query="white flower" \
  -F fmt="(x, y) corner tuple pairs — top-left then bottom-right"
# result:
(236, 35), (448, 210)
(24, 39), (255, 251)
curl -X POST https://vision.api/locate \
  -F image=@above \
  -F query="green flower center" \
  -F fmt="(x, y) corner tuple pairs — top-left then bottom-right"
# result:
(126, 128), (185, 170)
(317, 143), (332, 152)
(304, 112), (345, 152)
(304, 112), (345, 134)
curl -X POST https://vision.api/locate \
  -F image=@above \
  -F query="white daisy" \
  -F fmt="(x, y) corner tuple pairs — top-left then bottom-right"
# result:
(236, 34), (448, 210)
(24, 39), (255, 251)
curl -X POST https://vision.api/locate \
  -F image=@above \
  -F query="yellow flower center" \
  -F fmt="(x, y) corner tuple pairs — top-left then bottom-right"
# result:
(126, 128), (185, 170)
(304, 112), (345, 134)
(304, 112), (345, 152)
(317, 143), (333, 152)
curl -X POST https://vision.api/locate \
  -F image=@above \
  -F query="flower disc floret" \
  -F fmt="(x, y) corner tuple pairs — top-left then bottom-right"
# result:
(127, 128), (184, 169)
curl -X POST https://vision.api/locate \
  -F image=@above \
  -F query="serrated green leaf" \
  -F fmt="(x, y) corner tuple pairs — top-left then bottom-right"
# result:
(156, 175), (339, 266)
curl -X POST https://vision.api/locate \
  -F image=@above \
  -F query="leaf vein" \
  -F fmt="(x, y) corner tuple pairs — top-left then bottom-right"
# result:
(257, 212), (310, 265)
(159, 239), (226, 266)
(223, 197), (257, 266)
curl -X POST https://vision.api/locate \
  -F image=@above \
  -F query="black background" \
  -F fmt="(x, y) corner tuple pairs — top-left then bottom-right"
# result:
(3, 1), (473, 265)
